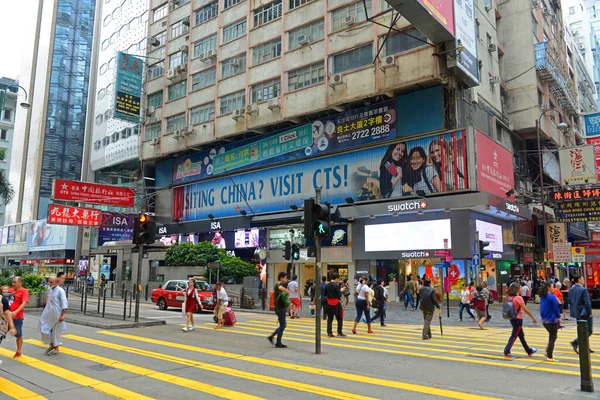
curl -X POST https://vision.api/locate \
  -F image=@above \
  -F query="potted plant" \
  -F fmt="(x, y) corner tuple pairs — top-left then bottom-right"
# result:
(22, 274), (44, 308)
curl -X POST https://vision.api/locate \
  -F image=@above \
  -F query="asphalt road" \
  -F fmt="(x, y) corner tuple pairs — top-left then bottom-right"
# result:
(2, 301), (600, 400)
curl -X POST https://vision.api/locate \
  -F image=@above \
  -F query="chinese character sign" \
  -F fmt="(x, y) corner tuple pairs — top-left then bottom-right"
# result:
(558, 145), (597, 185)
(476, 131), (515, 200)
(586, 137), (600, 181)
(48, 204), (102, 227)
(545, 223), (566, 251)
(52, 179), (135, 207)
(114, 52), (143, 121)
(552, 242), (572, 263)
(584, 112), (600, 137)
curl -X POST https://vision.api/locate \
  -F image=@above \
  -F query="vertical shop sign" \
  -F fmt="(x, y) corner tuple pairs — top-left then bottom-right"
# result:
(114, 52), (143, 121)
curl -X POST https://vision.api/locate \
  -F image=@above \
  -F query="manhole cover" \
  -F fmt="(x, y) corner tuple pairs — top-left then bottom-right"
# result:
(88, 364), (116, 371)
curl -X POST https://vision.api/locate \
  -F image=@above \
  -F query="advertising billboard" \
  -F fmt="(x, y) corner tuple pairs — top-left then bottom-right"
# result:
(476, 130), (515, 200)
(475, 220), (503, 252)
(114, 52), (143, 121)
(364, 219), (452, 252)
(173, 130), (468, 221)
(52, 179), (135, 207)
(48, 204), (102, 227)
(28, 220), (77, 252)
(586, 137), (600, 180)
(558, 145), (597, 185)
(98, 213), (134, 245)
(453, 0), (478, 85)
(584, 112), (600, 137)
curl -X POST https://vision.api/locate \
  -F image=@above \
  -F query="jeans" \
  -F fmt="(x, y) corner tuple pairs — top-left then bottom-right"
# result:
(459, 302), (474, 320)
(404, 292), (415, 309)
(486, 304), (491, 321)
(355, 299), (371, 323)
(325, 303), (344, 334)
(543, 322), (559, 359)
(371, 303), (386, 325)
(573, 316), (594, 347)
(422, 311), (434, 339)
(504, 319), (532, 355)
(415, 293), (421, 309)
(271, 308), (287, 345)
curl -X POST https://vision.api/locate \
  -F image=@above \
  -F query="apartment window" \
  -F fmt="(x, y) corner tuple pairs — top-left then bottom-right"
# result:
(191, 68), (216, 90)
(0, 149), (8, 161)
(166, 113), (186, 133)
(171, 20), (190, 39)
(111, 132), (119, 143)
(331, 0), (370, 31)
(95, 115), (103, 125)
(145, 122), (161, 140)
(538, 90), (544, 106)
(195, 2), (218, 25)
(94, 140), (101, 151)
(110, 32), (119, 45)
(102, 137), (110, 146)
(167, 80), (187, 101)
(569, 6), (575, 15)
(222, 20), (247, 43)
(250, 78), (280, 103)
(332, 43), (372, 74)
(224, 0), (242, 9)
(288, 62), (324, 90)
(0, 130), (7, 140)
(289, 0), (309, 10)
(153, 3), (168, 21)
(147, 91), (164, 107)
(97, 89), (105, 100)
(220, 91), (245, 114)
(253, 0), (282, 27)
(221, 53), (247, 78)
(174, 0), (191, 7)
(193, 35), (217, 58)
(3, 110), (11, 121)
(108, 57), (116, 69)
(288, 20), (324, 50)
(149, 61), (165, 80)
(169, 51), (188, 69)
(105, 109), (112, 120)
(252, 39), (281, 65)
(153, 31), (167, 47)
(106, 83), (114, 95)
(190, 103), (215, 125)
(385, 28), (427, 55)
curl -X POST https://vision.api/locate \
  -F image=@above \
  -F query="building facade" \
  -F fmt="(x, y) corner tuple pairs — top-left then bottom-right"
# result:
(585, 0), (600, 108)
(0, 78), (19, 226)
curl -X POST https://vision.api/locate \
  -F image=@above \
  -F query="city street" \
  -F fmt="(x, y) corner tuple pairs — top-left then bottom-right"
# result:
(2, 305), (600, 400)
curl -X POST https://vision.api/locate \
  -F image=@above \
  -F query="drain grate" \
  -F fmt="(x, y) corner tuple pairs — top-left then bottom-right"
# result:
(87, 364), (116, 371)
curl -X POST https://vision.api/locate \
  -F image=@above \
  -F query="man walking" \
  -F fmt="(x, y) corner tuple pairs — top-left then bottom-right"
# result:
(39, 277), (68, 355)
(10, 276), (29, 358)
(320, 276), (327, 320)
(324, 273), (346, 337)
(418, 279), (440, 340)
(569, 274), (594, 354)
(482, 282), (492, 322)
(268, 272), (290, 348)
(371, 280), (387, 326)
(288, 275), (301, 319)
(214, 281), (228, 329)
(404, 275), (416, 311)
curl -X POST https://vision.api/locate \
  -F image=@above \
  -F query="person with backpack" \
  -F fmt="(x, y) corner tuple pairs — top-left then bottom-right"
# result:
(324, 273), (346, 337)
(538, 281), (561, 362)
(268, 272), (290, 348)
(569, 274), (593, 354)
(472, 286), (487, 330)
(370, 280), (387, 327)
(503, 282), (538, 358)
(458, 283), (475, 321)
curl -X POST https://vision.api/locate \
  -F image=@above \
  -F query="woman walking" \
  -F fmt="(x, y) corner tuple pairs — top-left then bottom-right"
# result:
(539, 282), (562, 362)
(352, 279), (374, 335)
(180, 278), (203, 332)
(504, 282), (538, 358)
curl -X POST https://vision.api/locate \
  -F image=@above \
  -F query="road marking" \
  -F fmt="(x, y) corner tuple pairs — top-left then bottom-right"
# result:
(25, 339), (262, 400)
(0, 347), (153, 400)
(62, 335), (374, 400)
(96, 331), (500, 400)
(0, 376), (47, 400)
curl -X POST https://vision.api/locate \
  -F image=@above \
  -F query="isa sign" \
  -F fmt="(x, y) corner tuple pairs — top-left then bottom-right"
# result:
(584, 112), (600, 137)
(114, 52), (143, 121)
(453, 0), (478, 85)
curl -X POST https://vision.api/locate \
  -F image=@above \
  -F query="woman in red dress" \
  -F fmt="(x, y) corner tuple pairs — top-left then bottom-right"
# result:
(180, 278), (203, 331)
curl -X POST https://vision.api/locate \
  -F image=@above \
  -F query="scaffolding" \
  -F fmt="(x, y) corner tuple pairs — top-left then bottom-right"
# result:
(534, 41), (578, 113)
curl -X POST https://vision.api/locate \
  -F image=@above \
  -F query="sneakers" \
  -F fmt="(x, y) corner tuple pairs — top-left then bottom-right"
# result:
(571, 341), (579, 354)
(275, 344), (288, 348)
(528, 348), (538, 357)
(182, 326), (189, 332)
(457, 319), (463, 322)
(546, 357), (559, 362)
(504, 353), (517, 359)
(189, 326), (195, 331)
(267, 336), (274, 345)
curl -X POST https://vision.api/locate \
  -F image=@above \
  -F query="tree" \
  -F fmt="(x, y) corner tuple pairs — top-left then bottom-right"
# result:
(216, 254), (258, 284)
(165, 241), (221, 266)
(0, 169), (14, 204)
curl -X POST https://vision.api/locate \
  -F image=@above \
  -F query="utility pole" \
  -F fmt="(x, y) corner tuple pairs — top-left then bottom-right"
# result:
(315, 188), (322, 355)
(134, 242), (143, 322)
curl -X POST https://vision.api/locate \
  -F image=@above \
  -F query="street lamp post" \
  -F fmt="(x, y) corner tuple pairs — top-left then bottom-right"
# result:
(6, 84), (31, 109)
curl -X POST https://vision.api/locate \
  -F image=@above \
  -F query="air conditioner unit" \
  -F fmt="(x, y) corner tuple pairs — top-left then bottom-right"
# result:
(343, 15), (356, 26)
(297, 35), (310, 46)
(267, 97), (280, 110)
(246, 104), (259, 115)
(380, 55), (396, 70)
(181, 16), (190, 26)
(201, 49), (217, 62)
(177, 64), (187, 73)
(329, 74), (344, 88)
(166, 69), (176, 80)
(173, 130), (184, 140)
(182, 126), (195, 136)
(229, 58), (239, 67)
(489, 75), (501, 84)
(151, 137), (161, 146)
(146, 106), (156, 116)
(161, 20), (168, 27)
(149, 37), (160, 47)
(231, 108), (245, 120)
(488, 43), (497, 53)
(180, 45), (189, 53)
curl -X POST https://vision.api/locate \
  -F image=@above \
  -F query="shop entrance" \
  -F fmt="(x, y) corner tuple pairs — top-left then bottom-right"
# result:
(326, 264), (348, 282)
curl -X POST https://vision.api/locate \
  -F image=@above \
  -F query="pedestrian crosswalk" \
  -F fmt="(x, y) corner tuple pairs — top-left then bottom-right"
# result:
(1, 313), (599, 399)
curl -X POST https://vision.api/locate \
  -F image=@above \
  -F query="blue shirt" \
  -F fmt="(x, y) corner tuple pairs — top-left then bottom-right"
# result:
(540, 293), (561, 323)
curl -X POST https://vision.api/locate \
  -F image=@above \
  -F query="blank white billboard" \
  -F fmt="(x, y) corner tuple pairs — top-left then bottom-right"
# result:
(364, 219), (452, 252)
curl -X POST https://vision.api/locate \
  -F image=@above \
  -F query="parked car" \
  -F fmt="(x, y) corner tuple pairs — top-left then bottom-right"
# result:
(151, 280), (215, 311)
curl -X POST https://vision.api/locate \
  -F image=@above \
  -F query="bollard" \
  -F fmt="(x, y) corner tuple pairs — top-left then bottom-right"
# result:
(577, 319), (595, 393)
(145, 284), (149, 301)
(110, 282), (114, 298)
(102, 288), (107, 318)
(97, 286), (102, 314)
(121, 282), (126, 299)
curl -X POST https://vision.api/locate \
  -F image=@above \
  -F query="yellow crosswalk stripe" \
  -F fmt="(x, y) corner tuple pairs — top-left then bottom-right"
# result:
(96, 330), (500, 400)
(24, 339), (263, 400)
(0, 348), (153, 400)
(190, 323), (600, 379)
(0, 376), (47, 400)
(57, 335), (372, 400)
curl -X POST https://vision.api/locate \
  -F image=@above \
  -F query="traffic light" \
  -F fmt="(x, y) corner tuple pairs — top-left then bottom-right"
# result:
(292, 244), (300, 260)
(479, 240), (491, 259)
(304, 198), (315, 240)
(133, 213), (156, 245)
(283, 240), (291, 260)
(312, 202), (331, 238)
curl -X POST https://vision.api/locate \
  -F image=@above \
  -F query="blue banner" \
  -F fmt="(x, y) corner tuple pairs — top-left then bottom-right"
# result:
(98, 213), (133, 245)
(173, 130), (467, 221)
(114, 52), (143, 121)
(584, 112), (600, 137)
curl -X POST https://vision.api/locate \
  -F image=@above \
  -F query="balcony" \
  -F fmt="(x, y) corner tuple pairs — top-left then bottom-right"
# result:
(534, 41), (578, 113)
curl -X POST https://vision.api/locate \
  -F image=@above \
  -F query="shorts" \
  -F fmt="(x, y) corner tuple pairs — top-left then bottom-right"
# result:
(216, 304), (227, 319)
(475, 309), (486, 320)
(13, 318), (23, 338)
(291, 298), (301, 308)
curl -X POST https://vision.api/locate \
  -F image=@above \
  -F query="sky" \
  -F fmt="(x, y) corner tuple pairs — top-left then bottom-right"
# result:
(0, 3), (35, 80)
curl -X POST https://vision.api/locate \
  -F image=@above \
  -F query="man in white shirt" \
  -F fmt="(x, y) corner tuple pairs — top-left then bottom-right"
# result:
(288, 275), (301, 319)
(214, 282), (229, 329)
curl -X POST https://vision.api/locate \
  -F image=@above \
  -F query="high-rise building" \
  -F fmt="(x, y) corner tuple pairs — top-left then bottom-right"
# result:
(0, 78), (19, 226)
(564, 27), (597, 114)
(585, 0), (600, 108)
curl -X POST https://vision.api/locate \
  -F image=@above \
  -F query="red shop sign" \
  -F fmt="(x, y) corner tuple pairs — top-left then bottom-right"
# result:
(52, 179), (135, 207)
(48, 204), (102, 227)
(476, 131), (515, 200)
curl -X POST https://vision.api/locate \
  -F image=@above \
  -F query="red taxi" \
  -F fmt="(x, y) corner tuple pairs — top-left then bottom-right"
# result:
(151, 280), (215, 311)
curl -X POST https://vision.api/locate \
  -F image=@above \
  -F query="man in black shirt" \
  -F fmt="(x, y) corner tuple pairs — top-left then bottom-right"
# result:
(268, 272), (290, 348)
(324, 273), (346, 337)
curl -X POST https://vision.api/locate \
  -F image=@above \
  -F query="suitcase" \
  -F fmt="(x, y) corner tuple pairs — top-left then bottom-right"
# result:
(223, 307), (236, 326)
